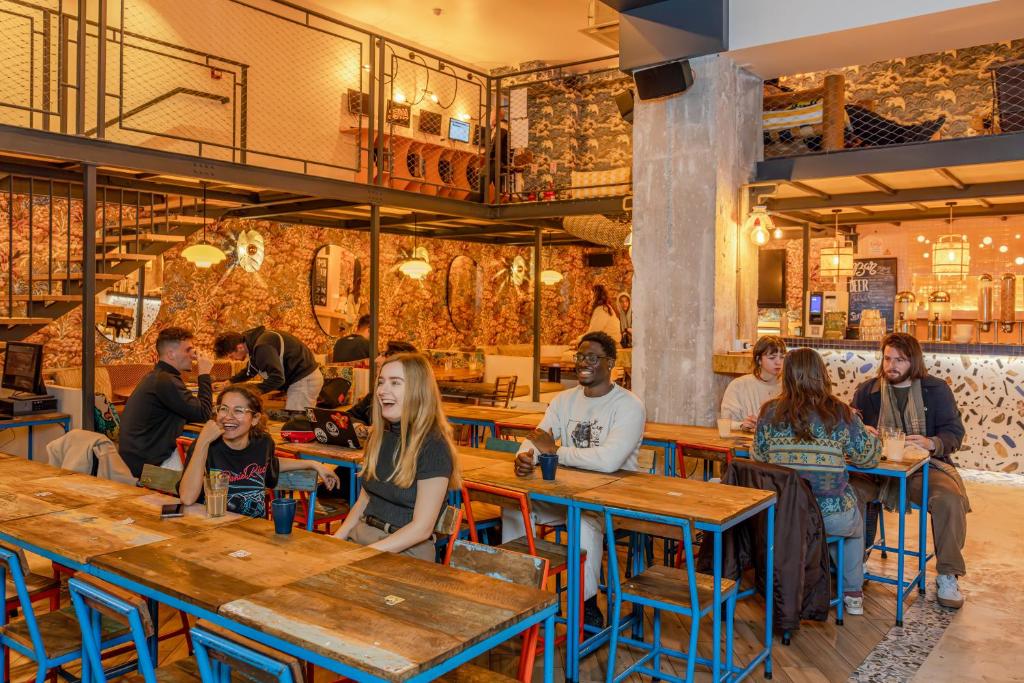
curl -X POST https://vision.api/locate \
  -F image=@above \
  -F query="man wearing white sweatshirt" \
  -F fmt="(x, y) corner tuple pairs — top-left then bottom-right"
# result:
(502, 331), (646, 629)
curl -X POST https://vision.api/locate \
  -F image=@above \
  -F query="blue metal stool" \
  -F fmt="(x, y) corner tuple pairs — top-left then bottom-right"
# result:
(68, 575), (199, 683)
(603, 507), (739, 683)
(191, 620), (304, 683)
(1, 543), (131, 683)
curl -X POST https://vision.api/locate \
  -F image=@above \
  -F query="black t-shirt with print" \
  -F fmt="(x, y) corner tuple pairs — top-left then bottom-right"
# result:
(362, 424), (453, 529)
(184, 433), (279, 519)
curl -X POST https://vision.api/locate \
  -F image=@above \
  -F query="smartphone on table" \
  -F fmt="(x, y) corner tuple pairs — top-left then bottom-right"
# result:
(160, 503), (185, 519)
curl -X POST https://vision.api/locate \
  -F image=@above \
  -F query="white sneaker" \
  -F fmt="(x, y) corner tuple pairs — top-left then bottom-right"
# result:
(936, 574), (965, 609)
(843, 595), (864, 615)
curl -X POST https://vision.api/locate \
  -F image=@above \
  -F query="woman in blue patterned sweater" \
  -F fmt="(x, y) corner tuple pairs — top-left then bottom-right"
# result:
(753, 348), (882, 615)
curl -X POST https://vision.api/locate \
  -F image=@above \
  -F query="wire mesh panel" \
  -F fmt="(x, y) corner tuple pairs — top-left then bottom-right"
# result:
(992, 59), (1024, 134)
(113, 0), (367, 174)
(383, 48), (484, 197)
(497, 57), (631, 203)
(0, 0), (65, 129)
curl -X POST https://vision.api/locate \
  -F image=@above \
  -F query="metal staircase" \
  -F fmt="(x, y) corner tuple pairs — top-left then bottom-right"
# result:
(1, 187), (212, 341)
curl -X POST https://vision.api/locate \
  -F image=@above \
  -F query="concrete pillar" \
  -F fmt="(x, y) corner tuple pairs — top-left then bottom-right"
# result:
(631, 54), (762, 426)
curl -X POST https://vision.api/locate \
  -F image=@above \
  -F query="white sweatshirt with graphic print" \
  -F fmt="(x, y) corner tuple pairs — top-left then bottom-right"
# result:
(518, 384), (646, 473)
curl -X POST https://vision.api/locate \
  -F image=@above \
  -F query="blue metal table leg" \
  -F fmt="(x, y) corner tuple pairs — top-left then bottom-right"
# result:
(918, 465), (929, 595)
(62, 418), (71, 433)
(27, 425), (33, 461)
(566, 503), (581, 682)
(764, 504), (775, 681)
(896, 475), (907, 627)
(712, 529), (722, 683)
(543, 612), (555, 683)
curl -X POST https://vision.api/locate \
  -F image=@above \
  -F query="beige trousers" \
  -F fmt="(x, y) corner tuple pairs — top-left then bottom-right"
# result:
(348, 520), (437, 562)
(285, 369), (324, 411)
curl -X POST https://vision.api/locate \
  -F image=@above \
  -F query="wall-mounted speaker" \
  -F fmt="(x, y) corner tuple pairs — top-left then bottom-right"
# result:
(585, 252), (615, 268)
(633, 59), (694, 101)
(614, 89), (634, 124)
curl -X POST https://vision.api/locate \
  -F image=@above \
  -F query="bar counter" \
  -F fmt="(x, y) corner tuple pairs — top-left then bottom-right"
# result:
(714, 336), (1024, 473)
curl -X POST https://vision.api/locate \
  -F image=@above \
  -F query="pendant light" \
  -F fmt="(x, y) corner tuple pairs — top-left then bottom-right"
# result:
(181, 184), (226, 268)
(932, 202), (970, 279)
(398, 213), (432, 279)
(745, 205), (775, 246)
(819, 209), (854, 278)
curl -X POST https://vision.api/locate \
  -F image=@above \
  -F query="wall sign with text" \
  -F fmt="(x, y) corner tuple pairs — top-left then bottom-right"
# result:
(848, 257), (897, 331)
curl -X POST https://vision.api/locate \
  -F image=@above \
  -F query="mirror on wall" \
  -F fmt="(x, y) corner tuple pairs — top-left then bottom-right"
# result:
(312, 245), (364, 336)
(446, 255), (483, 333)
(95, 258), (164, 344)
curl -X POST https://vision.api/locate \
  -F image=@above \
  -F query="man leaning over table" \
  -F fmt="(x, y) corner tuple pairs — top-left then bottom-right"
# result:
(119, 327), (213, 477)
(505, 331), (645, 629)
(849, 332), (970, 609)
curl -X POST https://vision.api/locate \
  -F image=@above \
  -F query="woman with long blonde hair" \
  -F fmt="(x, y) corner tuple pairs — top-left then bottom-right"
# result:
(333, 352), (460, 560)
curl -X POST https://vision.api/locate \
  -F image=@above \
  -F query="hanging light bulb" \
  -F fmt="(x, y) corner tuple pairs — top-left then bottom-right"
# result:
(393, 90), (406, 103)
(819, 209), (854, 278)
(745, 205), (774, 246)
(181, 183), (226, 269)
(932, 202), (970, 279)
(773, 226), (784, 240)
(398, 214), (432, 279)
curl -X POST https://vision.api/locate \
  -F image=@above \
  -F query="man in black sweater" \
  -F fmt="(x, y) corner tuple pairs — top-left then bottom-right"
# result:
(119, 327), (213, 477)
(214, 326), (322, 412)
(332, 314), (371, 362)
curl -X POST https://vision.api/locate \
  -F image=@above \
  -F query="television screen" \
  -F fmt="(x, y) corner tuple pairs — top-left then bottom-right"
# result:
(757, 249), (787, 308)
(2, 341), (44, 394)
(448, 118), (470, 143)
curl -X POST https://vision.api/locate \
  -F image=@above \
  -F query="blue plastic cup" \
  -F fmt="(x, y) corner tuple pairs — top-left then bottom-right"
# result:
(271, 498), (297, 534)
(538, 453), (559, 481)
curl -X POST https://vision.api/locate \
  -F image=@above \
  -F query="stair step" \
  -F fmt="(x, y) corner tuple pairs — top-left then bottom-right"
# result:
(96, 232), (186, 244)
(69, 252), (157, 263)
(10, 295), (80, 302)
(0, 317), (51, 326)
(37, 272), (124, 282)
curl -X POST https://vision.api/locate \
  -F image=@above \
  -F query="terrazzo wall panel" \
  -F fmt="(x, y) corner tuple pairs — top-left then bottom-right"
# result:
(0, 194), (632, 368)
(818, 348), (1024, 473)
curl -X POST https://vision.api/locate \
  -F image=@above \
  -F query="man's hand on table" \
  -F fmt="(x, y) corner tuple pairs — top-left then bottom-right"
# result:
(906, 434), (935, 451)
(529, 428), (558, 455)
(514, 449), (536, 477)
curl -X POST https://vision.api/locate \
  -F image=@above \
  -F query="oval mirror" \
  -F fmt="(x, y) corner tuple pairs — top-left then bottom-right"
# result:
(446, 255), (482, 333)
(311, 244), (363, 336)
(95, 258), (163, 344)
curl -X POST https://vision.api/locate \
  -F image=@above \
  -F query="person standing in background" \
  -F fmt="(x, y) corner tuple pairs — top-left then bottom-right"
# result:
(617, 291), (633, 347)
(578, 284), (621, 343)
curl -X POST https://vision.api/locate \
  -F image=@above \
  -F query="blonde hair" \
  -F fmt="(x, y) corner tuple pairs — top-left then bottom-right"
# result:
(362, 353), (461, 490)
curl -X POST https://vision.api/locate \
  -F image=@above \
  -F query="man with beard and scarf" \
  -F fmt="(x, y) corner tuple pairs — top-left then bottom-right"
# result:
(503, 331), (645, 629)
(850, 333), (970, 609)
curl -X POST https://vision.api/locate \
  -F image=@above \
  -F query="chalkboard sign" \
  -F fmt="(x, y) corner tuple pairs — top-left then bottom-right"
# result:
(313, 256), (329, 306)
(848, 257), (897, 330)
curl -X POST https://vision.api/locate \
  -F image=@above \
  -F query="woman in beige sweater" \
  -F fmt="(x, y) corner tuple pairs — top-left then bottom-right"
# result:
(579, 284), (621, 342)
(720, 336), (787, 431)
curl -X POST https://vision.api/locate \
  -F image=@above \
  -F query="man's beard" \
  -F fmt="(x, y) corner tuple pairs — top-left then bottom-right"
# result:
(885, 368), (911, 385)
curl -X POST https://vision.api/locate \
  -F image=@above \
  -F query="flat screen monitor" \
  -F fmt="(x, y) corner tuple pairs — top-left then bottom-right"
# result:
(448, 118), (470, 143)
(2, 341), (45, 395)
(757, 248), (787, 308)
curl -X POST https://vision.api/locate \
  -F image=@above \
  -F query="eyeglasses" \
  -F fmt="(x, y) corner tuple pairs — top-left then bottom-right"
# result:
(574, 353), (609, 365)
(215, 405), (254, 417)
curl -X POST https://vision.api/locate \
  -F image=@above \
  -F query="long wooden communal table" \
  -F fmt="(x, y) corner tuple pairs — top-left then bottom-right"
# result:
(493, 414), (754, 476)
(0, 412), (72, 460)
(0, 453), (78, 481)
(0, 464), (560, 682)
(462, 462), (777, 682)
(441, 404), (547, 447)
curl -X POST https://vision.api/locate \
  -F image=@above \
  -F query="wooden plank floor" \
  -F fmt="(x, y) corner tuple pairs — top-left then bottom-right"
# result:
(10, 507), (921, 683)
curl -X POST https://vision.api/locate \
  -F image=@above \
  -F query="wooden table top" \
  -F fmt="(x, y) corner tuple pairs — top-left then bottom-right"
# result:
(464, 462), (620, 499)
(0, 472), (149, 509)
(442, 404), (545, 424)
(0, 489), (66, 523)
(0, 412), (71, 426)
(71, 493), (243, 537)
(276, 440), (364, 463)
(432, 368), (483, 382)
(219, 550), (555, 682)
(455, 447), (516, 473)
(574, 474), (775, 526)
(855, 446), (930, 475)
(92, 517), (379, 612)
(0, 456), (77, 481)
(0, 507), (174, 564)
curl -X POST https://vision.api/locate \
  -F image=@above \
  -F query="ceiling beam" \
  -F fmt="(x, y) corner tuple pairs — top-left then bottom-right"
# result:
(823, 201), (1024, 226)
(856, 174), (895, 195)
(787, 180), (830, 199)
(766, 179), (1024, 212)
(935, 167), (966, 190)
(221, 198), (357, 219)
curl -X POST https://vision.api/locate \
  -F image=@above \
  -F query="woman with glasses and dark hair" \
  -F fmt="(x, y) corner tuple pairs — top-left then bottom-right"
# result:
(178, 385), (339, 518)
(753, 347), (881, 616)
(720, 335), (787, 431)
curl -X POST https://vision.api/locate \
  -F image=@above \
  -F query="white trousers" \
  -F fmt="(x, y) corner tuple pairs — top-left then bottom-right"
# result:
(286, 369), (324, 411)
(160, 450), (183, 471)
(501, 500), (604, 600)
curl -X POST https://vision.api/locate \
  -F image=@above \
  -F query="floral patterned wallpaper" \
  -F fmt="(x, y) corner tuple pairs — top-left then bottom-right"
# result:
(778, 39), (1024, 139)
(1, 193), (632, 367)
